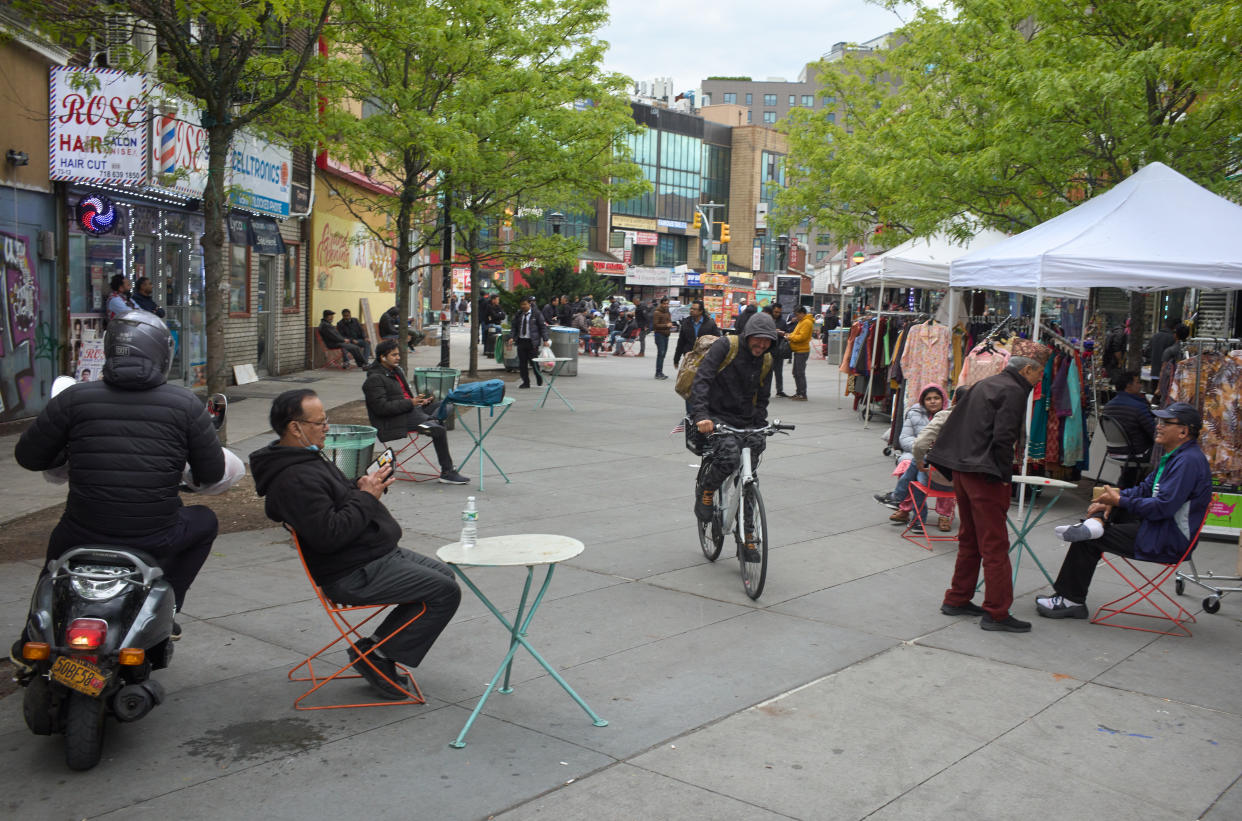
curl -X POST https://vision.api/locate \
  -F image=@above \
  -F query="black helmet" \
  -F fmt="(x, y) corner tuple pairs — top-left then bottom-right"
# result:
(104, 311), (174, 381)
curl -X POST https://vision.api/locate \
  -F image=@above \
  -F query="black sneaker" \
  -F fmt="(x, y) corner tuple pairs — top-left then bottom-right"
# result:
(694, 489), (714, 522)
(940, 601), (986, 617)
(170, 621), (183, 641)
(775, 391), (789, 398)
(874, 492), (901, 510)
(980, 614), (1032, 633)
(438, 471), (470, 485)
(347, 638), (410, 700)
(1035, 595), (1088, 619)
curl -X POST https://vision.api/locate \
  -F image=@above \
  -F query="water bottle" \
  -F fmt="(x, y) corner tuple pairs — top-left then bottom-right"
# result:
(460, 496), (478, 549)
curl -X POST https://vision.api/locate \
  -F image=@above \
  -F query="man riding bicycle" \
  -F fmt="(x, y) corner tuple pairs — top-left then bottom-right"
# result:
(690, 312), (777, 538)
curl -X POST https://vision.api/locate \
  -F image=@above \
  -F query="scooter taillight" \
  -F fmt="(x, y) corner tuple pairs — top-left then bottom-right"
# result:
(66, 618), (109, 651)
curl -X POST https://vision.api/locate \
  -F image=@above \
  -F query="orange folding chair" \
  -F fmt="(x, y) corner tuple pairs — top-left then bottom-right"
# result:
(1090, 517), (1208, 638)
(901, 480), (958, 552)
(384, 432), (440, 483)
(314, 329), (348, 370)
(286, 528), (426, 709)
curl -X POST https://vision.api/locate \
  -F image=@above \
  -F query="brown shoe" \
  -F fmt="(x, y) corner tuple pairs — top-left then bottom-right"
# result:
(889, 510), (910, 524)
(938, 515), (952, 532)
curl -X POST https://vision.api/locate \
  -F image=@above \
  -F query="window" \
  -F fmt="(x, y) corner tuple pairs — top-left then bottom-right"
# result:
(745, 93), (752, 106)
(228, 244), (249, 314)
(282, 245), (300, 310)
(826, 112), (835, 124)
(789, 95), (796, 106)
(701, 94), (711, 106)
(801, 95), (814, 107)
(816, 233), (831, 245)
(723, 92), (736, 104)
(747, 110), (752, 123)
(763, 111), (776, 124)
(824, 94), (836, 104)
(816, 250), (829, 263)
(796, 233), (807, 247)
(763, 94), (777, 106)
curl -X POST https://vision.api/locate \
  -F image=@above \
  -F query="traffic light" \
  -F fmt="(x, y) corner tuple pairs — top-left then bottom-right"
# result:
(692, 211), (702, 230)
(720, 223), (731, 243)
(502, 207), (513, 228)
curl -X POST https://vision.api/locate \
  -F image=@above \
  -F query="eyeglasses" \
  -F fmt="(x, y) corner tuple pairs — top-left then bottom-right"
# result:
(296, 417), (330, 429)
(1156, 419), (1186, 427)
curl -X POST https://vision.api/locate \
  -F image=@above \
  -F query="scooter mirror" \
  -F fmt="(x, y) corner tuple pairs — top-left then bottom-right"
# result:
(208, 394), (227, 431)
(51, 375), (77, 398)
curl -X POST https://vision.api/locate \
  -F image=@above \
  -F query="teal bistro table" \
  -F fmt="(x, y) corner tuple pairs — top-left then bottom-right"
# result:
(1005, 475), (1078, 587)
(533, 357), (575, 411)
(436, 534), (608, 748)
(452, 396), (515, 491)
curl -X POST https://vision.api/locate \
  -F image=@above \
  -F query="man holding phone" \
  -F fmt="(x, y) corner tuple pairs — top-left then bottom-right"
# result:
(250, 389), (461, 700)
(362, 339), (470, 485)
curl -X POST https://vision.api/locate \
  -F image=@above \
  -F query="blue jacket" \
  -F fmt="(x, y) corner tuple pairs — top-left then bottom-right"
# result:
(1118, 439), (1212, 563)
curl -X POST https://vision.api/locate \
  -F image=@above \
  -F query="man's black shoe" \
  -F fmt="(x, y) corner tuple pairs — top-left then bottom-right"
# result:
(980, 614), (1032, 633)
(775, 391), (789, 398)
(940, 601), (986, 617)
(170, 621), (183, 641)
(694, 489), (715, 522)
(873, 492), (900, 510)
(437, 471), (470, 485)
(517, 383), (530, 389)
(347, 638), (410, 700)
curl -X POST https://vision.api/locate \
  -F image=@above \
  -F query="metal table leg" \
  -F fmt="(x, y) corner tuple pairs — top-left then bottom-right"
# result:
(454, 402), (513, 491)
(534, 361), (574, 411)
(448, 564), (607, 749)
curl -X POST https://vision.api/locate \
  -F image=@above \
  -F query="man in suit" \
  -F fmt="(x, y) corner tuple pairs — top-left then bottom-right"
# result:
(510, 296), (550, 388)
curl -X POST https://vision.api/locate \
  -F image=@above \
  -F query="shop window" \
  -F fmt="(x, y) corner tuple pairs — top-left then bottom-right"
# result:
(282, 245), (300, 311)
(228, 244), (249, 315)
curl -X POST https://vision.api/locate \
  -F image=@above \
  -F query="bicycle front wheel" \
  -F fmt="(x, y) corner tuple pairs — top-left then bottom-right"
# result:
(737, 484), (769, 599)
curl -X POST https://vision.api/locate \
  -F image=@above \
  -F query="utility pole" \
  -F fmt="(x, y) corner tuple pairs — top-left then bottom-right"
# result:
(439, 192), (452, 368)
(695, 201), (725, 274)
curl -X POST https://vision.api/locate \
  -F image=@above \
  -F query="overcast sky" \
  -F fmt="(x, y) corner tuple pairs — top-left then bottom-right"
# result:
(600, 0), (918, 96)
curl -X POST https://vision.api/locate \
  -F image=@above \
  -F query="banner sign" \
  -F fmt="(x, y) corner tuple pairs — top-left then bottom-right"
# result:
(49, 67), (147, 185)
(633, 231), (658, 246)
(711, 253), (727, 273)
(228, 131), (291, 217)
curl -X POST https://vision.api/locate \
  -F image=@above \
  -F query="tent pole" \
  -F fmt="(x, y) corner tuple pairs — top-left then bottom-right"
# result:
(1018, 288), (1042, 519)
(863, 278), (884, 429)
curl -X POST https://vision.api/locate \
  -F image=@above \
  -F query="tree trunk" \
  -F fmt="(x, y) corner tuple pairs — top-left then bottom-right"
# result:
(202, 125), (234, 437)
(396, 190), (413, 373)
(1126, 291), (1146, 375)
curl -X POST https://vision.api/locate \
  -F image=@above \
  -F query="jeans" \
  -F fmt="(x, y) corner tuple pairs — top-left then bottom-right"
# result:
(608, 332), (627, 353)
(346, 338), (372, 362)
(322, 548), (461, 668)
(892, 460), (919, 504)
(773, 355), (785, 393)
(792, 351), (809, 397)
(945, 472), (1014, 619)
(639, 328), (648, 355)
(654, 333), (670, 375)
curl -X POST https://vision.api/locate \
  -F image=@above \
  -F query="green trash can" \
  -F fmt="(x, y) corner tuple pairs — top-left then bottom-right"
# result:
(322, 424), (377, 480)
(414, 367), (459, 430)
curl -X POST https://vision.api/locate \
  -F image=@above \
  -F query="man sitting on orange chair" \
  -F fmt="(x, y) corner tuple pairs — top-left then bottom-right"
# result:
(1036, 402), (1212, 619)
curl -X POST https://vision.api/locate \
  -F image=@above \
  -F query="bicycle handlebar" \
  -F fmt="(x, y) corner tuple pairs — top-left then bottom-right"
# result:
(706, 420), (795, 436)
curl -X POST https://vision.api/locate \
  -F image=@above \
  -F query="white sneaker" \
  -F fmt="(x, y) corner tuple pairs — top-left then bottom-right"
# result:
(1035, 595), (1088, 619)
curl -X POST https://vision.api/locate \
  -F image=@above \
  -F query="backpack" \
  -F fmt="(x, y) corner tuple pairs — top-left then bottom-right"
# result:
(674, 335), (772, 401)
(445, 379), (506, 406)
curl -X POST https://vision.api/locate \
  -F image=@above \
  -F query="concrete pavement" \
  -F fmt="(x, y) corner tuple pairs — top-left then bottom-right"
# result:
(2, 328), (1240, 820)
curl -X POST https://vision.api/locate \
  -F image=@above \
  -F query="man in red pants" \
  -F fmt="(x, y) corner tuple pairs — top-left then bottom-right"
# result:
(929, 355), (1047, 632)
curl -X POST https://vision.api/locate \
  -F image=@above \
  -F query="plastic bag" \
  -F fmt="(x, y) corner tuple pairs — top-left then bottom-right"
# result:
(536, 344), (555, 374)
(182, 448), (246, 495)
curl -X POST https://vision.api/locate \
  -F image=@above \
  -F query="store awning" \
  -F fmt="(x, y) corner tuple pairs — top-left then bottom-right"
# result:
(228, 210), (286, 255)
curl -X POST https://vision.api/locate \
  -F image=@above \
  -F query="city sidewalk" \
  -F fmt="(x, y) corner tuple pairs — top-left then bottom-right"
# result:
(2, 332), (1239, 820)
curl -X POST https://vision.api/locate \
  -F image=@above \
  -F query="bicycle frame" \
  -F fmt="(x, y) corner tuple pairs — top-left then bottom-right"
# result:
(718, 442), (756, 535)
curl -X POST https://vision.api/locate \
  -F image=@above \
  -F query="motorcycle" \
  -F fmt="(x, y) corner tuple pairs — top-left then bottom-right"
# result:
(17, 391), (240, 770)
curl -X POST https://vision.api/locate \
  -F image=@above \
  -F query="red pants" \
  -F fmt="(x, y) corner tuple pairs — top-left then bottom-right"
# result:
(944, 471), (1013, 619)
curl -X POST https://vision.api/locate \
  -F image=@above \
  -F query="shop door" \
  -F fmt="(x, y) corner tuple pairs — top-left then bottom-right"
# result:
(256, 255), (276, 374)
(160, 237), (194, 384)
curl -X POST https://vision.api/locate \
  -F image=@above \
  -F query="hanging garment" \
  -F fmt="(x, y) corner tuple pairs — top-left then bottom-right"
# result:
(1027, 356), (1054, 461)
(1061, 355), (1084, 465)
(957, 344), (1010, 387)
(900, 323), (952, 406)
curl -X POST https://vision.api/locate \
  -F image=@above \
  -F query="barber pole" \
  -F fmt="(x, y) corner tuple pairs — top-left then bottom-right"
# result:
(159, 114), (177, 175)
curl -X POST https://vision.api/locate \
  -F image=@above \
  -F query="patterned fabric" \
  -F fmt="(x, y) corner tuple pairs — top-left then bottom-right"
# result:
(957, 344), (1010, 387)
(899, 323), (952, 407)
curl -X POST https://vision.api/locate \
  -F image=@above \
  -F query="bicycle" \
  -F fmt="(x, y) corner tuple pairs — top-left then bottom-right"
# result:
(692, 419), (795, 599)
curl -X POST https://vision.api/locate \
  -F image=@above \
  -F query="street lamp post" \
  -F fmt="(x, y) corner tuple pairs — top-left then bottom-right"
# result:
(548, 210), (566, 235)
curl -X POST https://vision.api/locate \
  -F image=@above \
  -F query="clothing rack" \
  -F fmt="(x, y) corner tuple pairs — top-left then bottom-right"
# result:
(861, 310), (929, 428)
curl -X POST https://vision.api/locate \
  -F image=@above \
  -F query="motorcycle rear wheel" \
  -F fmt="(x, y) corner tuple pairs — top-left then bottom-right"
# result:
(64, 691), (106, 771)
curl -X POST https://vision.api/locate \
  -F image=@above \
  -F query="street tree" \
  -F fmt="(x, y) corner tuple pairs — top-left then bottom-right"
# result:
(19, 0), (337, 402)
(777, 0), (1242, 364)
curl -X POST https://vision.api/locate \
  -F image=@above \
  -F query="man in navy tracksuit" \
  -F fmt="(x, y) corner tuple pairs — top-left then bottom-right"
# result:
(1036, 401), (1212, 619)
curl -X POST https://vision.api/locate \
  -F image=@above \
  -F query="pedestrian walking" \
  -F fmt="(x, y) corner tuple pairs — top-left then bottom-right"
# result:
(652, 297), (673, 379)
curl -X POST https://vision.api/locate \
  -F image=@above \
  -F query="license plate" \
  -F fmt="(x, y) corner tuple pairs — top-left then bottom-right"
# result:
(50, 656), (108, 697)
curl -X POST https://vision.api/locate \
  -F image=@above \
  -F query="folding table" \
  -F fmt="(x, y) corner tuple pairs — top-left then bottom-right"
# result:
(452, 396), (515, 491)
(533, 357), (574, 411)
(436, 534), (607, 748)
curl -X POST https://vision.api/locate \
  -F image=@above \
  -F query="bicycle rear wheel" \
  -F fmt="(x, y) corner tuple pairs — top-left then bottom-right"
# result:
(737, 484), (768, 599)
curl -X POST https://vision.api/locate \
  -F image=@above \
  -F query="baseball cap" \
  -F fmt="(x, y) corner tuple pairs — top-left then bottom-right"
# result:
(1153, 402), (1201, 432)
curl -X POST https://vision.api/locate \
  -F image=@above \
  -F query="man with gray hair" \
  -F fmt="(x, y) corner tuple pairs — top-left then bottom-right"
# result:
(929, 354), (1047, 632)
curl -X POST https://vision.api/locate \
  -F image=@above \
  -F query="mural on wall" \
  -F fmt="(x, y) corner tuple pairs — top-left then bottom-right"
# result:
(314, 214), (396, 293)
(0, 231), (42, 419)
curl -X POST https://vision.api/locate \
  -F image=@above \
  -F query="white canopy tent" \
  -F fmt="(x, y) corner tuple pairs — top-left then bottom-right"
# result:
(842, 227), (1011, 289)
(950, 161), (1242, 513)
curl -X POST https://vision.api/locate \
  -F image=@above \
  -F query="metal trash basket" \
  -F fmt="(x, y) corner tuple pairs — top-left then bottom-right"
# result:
(414, 367), (459, 430)
(824, 328), (847, 365)
(322, 424), (377, 480)
(549, 325), (579, 376)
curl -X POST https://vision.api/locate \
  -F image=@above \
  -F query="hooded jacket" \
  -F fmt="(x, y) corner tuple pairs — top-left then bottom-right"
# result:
(930, 366), (1034, 481)
(1118, 439), (1212, 563)
(673, 312), (720, 364)
(362, 362), (433, 442)
(15, 351), (224, 537)
(787, 312), (814, 354)
(250, 443), (400, 585)
(690, 312), (775, 428)
(898, 383), (946, 462)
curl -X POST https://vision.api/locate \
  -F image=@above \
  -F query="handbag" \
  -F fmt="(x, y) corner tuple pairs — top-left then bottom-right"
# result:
(775, 336), (792, 360)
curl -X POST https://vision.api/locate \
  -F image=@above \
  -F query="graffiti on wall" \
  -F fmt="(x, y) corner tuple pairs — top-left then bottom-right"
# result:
(313, 217), (396, 293)
(0, 231), (42, 419)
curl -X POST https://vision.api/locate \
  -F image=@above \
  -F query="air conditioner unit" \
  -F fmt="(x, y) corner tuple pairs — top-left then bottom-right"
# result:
(97, 14), (158, 73)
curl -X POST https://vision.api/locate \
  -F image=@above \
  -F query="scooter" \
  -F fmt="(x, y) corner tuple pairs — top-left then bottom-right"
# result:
(17, 391), (239, 770)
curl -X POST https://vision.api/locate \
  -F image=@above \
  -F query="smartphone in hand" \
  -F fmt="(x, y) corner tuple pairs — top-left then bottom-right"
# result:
(366, 447), (395, 477)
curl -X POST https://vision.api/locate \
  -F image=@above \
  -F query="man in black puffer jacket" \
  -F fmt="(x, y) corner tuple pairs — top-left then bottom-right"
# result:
(15, 311), (224, 612)
(250, 389), (460, 699)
